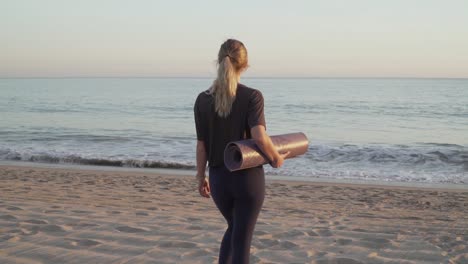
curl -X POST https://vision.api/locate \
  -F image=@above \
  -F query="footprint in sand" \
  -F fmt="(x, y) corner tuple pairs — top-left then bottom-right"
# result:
(275, 229), (307, 239)
(136, 211), (149, 216)
(336, 238), (353, 246)
(0, 214), (18, 221)
(306, 230), (319, 237)
(115, 226), (148, 233)
(6, 206), (23, 211)
(75, 222), (99, 228)
(44, 209), (65, 214)
(158, 240), (197, 248)
(359, 237), (390, 249)
(71, 210), (91, 214)
(279, 240), (299, 249)
(23, 219), (48, 225)
(351, 228), (367, 232)
(257, 237), (300, 250)
(40, 224), (72, 233)
(1, 235), (21, 242)
(67, 238), (101, 247)
(187, 225), (203, 230)
(314, 258), (363, 264)
(450, 254), (468, 264)
(181, 248), (211, 258)
(315, 228), (333, 237)
(20, 227), (39, 236)
(258, 238), (280, 249)
(135, 200), (152, 203)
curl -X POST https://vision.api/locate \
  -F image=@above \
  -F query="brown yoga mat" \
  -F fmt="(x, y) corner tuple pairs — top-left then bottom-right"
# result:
(224, 132), (309, 171)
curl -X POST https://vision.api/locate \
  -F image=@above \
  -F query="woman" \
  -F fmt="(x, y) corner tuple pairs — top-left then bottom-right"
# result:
(194, 39), (288, 264)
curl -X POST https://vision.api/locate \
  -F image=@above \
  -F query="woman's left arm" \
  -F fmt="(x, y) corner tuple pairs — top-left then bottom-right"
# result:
(196, 140), (210, 198)
(196, 140), (207, 179)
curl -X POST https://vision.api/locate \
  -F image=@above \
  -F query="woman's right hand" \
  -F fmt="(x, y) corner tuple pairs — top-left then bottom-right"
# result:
(198, 177), (211, 198)
(270, 151), (290, 168)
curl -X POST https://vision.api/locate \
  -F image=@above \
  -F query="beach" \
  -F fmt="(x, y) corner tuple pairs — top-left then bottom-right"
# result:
(0, 164), (466, 264)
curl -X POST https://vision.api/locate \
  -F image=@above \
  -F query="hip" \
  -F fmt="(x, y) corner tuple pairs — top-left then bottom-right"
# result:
(209, 165), (265, 198)
(209, 164), (264, 178)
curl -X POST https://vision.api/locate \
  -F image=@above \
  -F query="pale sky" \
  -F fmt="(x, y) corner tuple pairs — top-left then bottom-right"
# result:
(1, 0), (467, 78)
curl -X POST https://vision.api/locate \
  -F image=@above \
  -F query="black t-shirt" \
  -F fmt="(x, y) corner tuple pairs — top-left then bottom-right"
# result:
(194, 83), (266, 167)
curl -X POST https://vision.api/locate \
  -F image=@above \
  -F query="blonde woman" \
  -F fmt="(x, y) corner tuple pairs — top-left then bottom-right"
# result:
(194, 39), (288, 263)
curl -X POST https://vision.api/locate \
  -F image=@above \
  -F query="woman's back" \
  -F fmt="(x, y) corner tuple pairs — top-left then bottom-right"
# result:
(194, 83), (265, 168)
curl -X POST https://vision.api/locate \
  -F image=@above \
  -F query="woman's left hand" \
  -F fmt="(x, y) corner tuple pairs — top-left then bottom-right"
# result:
(198, 177), (211, 198)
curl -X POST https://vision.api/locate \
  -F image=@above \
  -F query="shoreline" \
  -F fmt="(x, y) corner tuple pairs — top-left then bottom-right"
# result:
(1, 160), (466, 191)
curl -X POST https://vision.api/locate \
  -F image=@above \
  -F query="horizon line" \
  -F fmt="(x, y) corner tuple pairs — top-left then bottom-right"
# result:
(1, 76), (467, 80)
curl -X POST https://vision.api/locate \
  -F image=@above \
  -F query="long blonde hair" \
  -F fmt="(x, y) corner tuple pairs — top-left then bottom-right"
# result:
(209, 39), (248, 117)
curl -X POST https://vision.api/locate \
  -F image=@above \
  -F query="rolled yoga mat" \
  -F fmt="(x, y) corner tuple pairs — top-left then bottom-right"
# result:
(224, 132), (309, 171)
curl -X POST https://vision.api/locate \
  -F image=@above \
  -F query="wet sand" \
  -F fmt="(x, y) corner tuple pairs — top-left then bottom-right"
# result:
(0, 164), (467, 263)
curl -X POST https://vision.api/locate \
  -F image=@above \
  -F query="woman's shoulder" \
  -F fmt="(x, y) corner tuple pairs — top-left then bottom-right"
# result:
(194, 89), (214, 112)
(196, 89), (212, 101)
(237, 83), (263, 98)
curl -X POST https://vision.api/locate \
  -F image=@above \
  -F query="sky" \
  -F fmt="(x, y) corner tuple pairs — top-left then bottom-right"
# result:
(1, 0), (468, 78)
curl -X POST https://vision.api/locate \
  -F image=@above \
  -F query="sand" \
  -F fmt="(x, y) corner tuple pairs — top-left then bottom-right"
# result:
(0, 164), (467, 264)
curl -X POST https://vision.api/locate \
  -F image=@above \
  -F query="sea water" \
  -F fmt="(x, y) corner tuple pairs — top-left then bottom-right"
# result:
(0, 78), (467, 184)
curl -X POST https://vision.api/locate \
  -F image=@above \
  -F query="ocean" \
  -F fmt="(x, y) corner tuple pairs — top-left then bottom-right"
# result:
(0, 78), (467, 184)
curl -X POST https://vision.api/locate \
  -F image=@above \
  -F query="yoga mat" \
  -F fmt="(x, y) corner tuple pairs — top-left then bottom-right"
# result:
(224, 132), (309, 171)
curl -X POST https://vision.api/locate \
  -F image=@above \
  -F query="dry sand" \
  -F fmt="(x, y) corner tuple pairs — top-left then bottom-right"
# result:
(0, 164), (467, 264)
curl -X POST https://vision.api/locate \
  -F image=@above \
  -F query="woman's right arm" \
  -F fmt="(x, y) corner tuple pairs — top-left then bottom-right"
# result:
(251, 125), (288, 168)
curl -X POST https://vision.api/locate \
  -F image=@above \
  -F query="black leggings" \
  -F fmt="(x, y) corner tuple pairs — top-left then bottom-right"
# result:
(209, 165), (265, 264)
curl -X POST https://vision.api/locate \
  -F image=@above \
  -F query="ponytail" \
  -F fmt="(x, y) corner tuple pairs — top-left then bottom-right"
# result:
(208, 39), (248, 118)
(209, 56), (238, 118)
